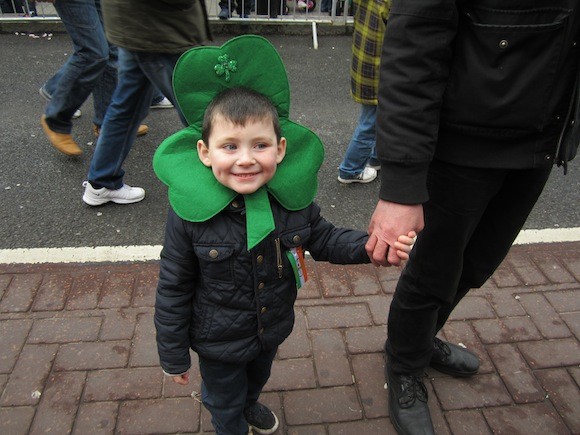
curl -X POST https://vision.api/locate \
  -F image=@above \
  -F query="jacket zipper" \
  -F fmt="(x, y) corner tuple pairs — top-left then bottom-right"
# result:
(275, 238), (283, 278)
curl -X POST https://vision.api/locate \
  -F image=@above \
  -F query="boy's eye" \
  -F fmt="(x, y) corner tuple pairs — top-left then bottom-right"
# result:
(255, 142), (270, 149)
(223, 144), (237, 151)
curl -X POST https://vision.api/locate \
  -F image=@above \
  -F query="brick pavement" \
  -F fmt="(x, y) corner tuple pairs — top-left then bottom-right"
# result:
(0, 241), (579, 434)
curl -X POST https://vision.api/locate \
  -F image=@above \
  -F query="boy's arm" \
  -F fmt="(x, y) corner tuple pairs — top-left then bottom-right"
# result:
(155, 209), (198, 377)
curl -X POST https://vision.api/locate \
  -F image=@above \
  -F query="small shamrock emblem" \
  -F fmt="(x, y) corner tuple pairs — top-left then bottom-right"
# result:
(214, 54), (238, 82)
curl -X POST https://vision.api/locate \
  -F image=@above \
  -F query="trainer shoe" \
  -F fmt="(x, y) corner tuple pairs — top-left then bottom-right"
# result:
(39, 86), (82, 118)
(92, 124), (149, 138)
(150, 97), (174, 109)
(41, 115), (82, 156)
(338, 167), (377, 184)
(244, 402), (279, 434)
(82, 181), (145, 206)
(218, 6), (230, 19)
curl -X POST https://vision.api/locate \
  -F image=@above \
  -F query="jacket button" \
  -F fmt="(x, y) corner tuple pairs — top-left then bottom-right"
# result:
(292, 235), (301, 244)
(257, 255), (264, 264)
(209, 249), (219, 258)
(261, 306), (267, 314)
(258, 282), (265, 290)
(499, 39), (508, 49)
(231, 201), (239, 208)
(544, 154), (552, 161)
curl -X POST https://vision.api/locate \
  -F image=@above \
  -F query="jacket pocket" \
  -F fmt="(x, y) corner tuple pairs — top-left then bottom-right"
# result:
(442, 6), (572, 137)
(193, 244), (236, 285)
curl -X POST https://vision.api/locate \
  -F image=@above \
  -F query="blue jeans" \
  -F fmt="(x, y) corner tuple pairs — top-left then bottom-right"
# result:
(87, 48), (185, 190)
(338, 104), (377, 179)
(44, 0), (117, 133)
(199, 347), (277, 435)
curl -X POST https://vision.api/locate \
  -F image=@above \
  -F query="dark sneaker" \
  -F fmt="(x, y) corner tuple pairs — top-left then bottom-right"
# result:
(244, 402), (279, 434)
(386, 365), (434, 435)
(218, 7), (230, 19)
(430, 337), (479, 377)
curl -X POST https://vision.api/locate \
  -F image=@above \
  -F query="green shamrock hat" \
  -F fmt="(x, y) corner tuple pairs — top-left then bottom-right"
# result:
(153, 35), (324, 250)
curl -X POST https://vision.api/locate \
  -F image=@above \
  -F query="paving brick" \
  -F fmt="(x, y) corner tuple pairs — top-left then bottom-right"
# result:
(351, 353), (387, 418)
(365, 294), (392, 325)
(507, 252), (549, 286)
(131, 267), (158, 308)
(116, 398), (200, 434)
(129, 312), (158, 367)
(73, 401), (118, 435)
(317, 263), (352, 298)
(491, 264), (522, 288)
(84, 368), (162, 401)
(561, 312), (580, 338)
(278, 308), (311, 359)
(54, 340), (131, 371)
(1, 344), (58, 406)
(530, 252), (576, 284)
(264, 358), (316, 392)
(559, 248), (580, 281)
(0, 273), (42, 313)
(486, 291), (527, 318)
(66, 272), (103, 310)
(438, 322), (494, 374)
(518, 338), (580, 369)
(518, 293), (571, 339)
(0, 274), (12, 304)
(483, 402), (569, 434)
(345, 325), (386, 354)
(99, 309), (137, 341)
(328, 418), (394, 434)
(304, 304), (372, 330)
(432, 374), (512, 410)
(29, 371), (85, 434)
(0, 406), (35, 434)
(283, 386), (362, 425)
(543, 289), (580, 313)
(0, 374), (6, 394)
(535, 368), (580, 433)
(445, 409), (492, 435)
(31, 273), (72, 312)
(28, 316), (102, 344)
(472, 317), (542, 344)
(311, 329), (351, 387)
(287, 424), (327, 435)
(99, 272), (134, 308)
(346, 264), (382, 296)
(487, 344), (544, 403)
(448, 296), (496, 321)
(0, 319), (32, 373)
(425, 381), (452, 435)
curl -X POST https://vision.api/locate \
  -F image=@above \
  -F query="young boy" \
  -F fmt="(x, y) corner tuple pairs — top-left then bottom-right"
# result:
(153, 36), (415, 435)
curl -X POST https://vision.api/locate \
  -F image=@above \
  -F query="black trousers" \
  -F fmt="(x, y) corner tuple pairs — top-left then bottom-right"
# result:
(386, 159), (552, 375)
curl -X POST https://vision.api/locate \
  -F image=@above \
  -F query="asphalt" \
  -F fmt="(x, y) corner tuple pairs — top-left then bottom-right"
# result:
(1, 19), (579, 435)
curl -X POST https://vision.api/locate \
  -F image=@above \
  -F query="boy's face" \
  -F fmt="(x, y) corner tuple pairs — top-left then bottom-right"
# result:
(197, 113), (287, 195)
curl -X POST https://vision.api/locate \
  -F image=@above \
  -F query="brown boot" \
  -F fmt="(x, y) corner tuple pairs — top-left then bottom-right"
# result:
(41, 115), (82, 156)
(92, 124), (149, 138)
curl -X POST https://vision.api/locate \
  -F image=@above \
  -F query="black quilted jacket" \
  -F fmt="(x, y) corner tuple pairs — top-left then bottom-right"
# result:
(155, 196), (370, 375)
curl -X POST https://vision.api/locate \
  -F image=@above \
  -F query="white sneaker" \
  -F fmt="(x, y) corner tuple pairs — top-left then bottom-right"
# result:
(82, 181), (145, 206)
(150, 97), (174, 109)
(297, 0), (308, 9)
(338, 167), (377, 184)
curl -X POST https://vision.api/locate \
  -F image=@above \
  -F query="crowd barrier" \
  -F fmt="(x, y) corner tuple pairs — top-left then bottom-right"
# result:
(0, 0), (354, 47)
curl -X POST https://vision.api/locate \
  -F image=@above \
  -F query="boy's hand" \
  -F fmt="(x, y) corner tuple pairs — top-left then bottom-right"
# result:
(391, 231), (417, 262)
(171, 372), (190, 385)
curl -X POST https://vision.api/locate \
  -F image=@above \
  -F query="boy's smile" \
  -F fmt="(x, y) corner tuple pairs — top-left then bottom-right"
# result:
(197, 114), (286, 195)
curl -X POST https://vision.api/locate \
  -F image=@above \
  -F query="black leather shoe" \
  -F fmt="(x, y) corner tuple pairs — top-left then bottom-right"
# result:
(430, 337), (479, 377)
(386, 365), (435, 435)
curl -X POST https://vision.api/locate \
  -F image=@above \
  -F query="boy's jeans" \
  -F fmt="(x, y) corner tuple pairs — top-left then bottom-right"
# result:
(44, 0), (117, 133)
(199, 347), (277, 434)
(338, 104), (378, 179)
(87, 47), (185, 190)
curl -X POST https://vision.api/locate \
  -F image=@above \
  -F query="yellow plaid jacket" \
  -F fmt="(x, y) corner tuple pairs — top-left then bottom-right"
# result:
(350, 0), (391, 105)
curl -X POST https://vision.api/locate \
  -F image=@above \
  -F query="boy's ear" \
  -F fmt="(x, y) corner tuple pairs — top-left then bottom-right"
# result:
(276, 137), (287, 164)
(197, 140), (212, 167)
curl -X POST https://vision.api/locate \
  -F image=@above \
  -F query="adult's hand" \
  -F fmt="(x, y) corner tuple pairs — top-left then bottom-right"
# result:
(366, 200), (424, 267)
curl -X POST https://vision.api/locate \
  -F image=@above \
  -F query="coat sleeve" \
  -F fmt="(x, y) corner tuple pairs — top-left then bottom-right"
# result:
(154, 209), (198, 375)
(304, 203), (371, 264)
(376, 0), (457, 204)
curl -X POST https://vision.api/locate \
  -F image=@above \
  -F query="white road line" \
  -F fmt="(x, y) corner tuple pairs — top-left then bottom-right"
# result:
(0, 228), (579, 265)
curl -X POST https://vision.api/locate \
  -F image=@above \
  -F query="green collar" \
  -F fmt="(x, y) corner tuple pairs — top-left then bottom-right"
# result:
(153, 36), (324, 250)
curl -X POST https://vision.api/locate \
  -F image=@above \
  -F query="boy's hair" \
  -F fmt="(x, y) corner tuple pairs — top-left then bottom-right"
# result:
(201, 87), (282, 144)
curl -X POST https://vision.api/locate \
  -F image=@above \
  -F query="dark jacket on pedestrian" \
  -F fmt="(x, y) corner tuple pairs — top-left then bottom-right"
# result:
(102, 0), (212, 53)
(155, 196), (369, 375)
(376, 0), (580, 204)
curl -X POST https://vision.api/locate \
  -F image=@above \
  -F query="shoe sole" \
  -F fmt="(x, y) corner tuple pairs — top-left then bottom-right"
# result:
(249, 412), (279, 435)
(337, 175), (376, 184)
(83, 195), (145, 206)
(150, 105), (174, 109)
(429, 362), (479, 378)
